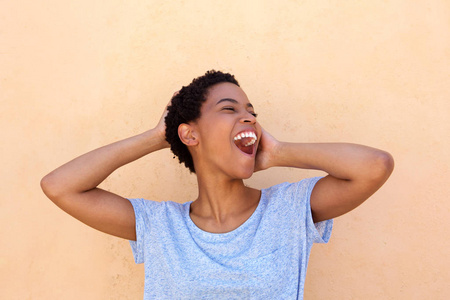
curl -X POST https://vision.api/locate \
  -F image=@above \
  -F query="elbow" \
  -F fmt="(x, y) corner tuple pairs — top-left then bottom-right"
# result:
(369, 150), (395, 183)
(40, 174), (54, 199)
(40, 173), (63, 203)
(378, 151), (395, 178)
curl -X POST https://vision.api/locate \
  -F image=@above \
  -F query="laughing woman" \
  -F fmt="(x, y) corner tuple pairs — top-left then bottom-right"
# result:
(41, 70), (394, 299)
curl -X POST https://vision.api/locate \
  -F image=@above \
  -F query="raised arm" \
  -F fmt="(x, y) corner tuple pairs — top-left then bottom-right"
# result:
(40, 104), (170, 240)
(255, 129), (394, 222)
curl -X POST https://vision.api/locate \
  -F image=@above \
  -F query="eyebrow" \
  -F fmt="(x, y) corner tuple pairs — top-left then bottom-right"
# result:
(216, 98), (254, 108)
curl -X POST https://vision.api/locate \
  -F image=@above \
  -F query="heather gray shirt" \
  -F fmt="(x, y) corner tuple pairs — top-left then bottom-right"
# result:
(129, 177), (333, 299)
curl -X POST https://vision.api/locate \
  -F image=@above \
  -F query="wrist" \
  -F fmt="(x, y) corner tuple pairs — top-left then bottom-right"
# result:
(269, 141), (286, 167)
(270, 142), (312, 169)
(141, 128), (170, 151)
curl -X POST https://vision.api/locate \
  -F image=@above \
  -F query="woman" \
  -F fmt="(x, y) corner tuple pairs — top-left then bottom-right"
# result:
(41, 70), (394, 299)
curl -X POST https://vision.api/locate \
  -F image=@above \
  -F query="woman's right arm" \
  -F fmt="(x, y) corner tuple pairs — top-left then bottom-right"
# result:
(40, 107), (170, 241)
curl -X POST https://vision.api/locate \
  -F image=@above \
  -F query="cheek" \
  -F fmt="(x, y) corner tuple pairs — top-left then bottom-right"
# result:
(255, 122), (262, 133)
(199, 130), (232, 154)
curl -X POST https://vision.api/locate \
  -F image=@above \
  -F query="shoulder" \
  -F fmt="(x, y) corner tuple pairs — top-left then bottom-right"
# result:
(260, 177), (323, 217)
(263, 177), (322, 201)
(127, 198), (186, 220)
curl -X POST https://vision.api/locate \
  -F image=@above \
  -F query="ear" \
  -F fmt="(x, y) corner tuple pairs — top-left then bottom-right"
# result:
(178, 123), (199, 146)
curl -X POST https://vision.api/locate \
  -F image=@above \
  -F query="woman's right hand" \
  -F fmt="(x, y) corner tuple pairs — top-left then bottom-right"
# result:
(154, 92), (178, 149)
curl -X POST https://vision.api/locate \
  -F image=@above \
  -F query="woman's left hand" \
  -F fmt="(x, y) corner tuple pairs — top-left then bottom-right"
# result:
(254, 127), (281, 172)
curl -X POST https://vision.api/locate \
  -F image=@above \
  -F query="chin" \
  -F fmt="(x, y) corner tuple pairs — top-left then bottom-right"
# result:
(238, 173), (253, 180)
(221, 157), (255, 180)
(233, 167), (255, 180)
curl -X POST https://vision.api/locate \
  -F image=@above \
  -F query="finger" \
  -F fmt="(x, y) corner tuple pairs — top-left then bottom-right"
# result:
(165, 91), (180, 108)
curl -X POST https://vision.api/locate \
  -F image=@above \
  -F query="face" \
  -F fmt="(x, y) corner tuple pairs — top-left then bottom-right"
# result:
(189, 82), (262, 179)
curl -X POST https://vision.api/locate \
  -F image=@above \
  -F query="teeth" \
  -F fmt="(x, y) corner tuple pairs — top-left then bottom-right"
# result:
(233, 131), (257, 141)
(233, 131), (257, 147)
(245, 139), (256, 146)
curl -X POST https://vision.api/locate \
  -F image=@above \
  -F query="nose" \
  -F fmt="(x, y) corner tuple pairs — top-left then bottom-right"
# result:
(240, 111), (257, 124)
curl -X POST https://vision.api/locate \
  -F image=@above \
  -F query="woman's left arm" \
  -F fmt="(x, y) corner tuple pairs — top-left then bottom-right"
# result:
(255, 129), (394, 222)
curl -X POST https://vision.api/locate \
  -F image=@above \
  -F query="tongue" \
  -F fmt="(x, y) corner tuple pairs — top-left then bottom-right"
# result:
(234, 137), (254, 155)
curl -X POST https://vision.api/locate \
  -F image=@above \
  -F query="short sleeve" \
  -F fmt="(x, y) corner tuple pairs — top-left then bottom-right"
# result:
(127, 198), (155, 264)
(303, 177), (333, 244)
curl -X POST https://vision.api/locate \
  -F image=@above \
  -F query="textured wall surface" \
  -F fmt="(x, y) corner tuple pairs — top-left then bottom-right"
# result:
(1, 0), (449, 299)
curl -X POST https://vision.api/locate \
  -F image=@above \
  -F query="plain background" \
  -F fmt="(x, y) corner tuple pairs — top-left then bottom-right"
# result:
(1, 0), (449, 299)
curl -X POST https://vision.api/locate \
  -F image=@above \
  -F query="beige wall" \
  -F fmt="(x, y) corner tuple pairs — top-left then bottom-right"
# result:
(1, 0), (449, 299)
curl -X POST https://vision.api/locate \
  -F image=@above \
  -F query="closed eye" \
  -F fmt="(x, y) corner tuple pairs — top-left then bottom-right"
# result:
(222, 107), (236, 112)
(221, 107), (258, 117)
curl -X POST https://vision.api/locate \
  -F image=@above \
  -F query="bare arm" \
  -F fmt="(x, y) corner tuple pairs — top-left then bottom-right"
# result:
(40, 106), (170, 240)
(255, 129), (394, 222)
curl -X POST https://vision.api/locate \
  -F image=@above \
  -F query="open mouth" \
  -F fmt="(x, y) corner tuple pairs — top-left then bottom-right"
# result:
(233, 131), (257, 155)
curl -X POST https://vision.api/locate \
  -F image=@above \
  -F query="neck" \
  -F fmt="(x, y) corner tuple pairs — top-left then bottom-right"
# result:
(191, 171), (260, 225)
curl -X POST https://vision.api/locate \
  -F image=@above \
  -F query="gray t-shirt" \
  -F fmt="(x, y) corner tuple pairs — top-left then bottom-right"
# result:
(129, 177), (333, 299)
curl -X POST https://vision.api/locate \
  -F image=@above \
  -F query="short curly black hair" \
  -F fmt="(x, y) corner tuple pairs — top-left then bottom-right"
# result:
(165, 70), (240, 173)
